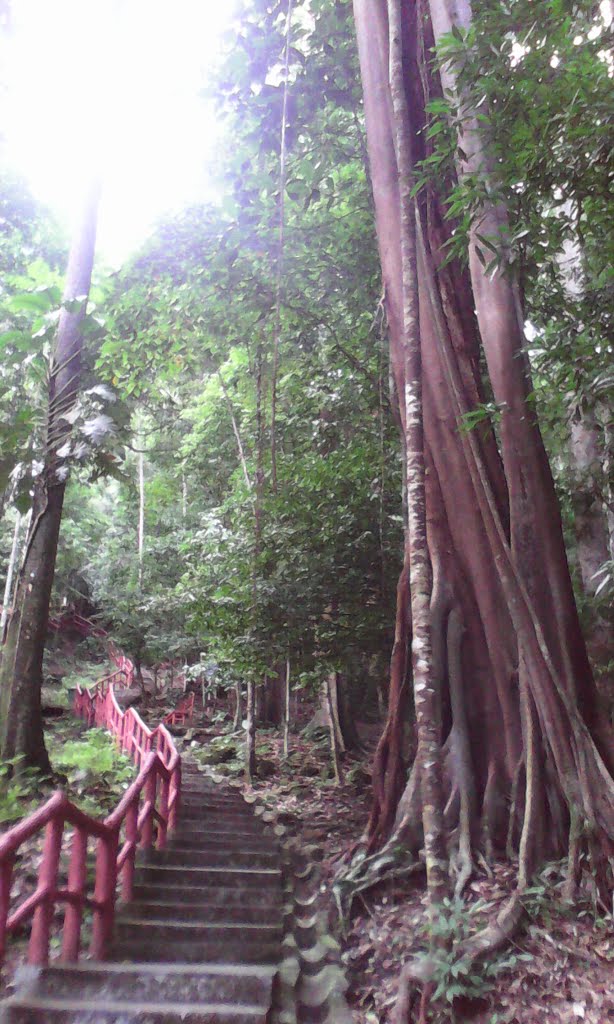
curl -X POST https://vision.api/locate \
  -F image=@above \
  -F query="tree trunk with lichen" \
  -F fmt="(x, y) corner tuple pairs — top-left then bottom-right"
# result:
(0, 184), (100, 772)
(336, 0), (614, 920)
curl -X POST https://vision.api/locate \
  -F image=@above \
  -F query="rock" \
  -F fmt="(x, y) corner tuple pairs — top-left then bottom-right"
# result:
(199, 740), (239, 765)
(256, 758), (276, 779)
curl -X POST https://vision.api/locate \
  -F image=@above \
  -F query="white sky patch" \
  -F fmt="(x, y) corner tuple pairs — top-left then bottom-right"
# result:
(2, 0), (239, 265)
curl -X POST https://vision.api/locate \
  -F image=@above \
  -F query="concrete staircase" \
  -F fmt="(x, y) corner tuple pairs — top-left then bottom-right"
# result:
(2, 764), (282, 1023)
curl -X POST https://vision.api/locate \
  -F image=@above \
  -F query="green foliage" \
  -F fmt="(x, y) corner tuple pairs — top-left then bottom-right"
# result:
(0, 758), (42, 824)
(47, 728), (134, 815)
(425, 897), (533, 1005)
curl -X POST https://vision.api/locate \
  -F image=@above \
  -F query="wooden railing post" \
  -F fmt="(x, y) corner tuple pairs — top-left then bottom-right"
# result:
(91, 829), (119, 959)
(29, 816), (64, 965)
(141, 772), (156, 848)
(169, 761), (181, 832)
(0, 857), (14, 965)
(121, 802), (138, 902)
(157, 771), (169, 849)
(61, 826), (88, 962)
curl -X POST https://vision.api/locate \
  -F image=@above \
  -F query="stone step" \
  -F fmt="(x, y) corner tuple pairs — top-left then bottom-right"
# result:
(174, 823), (269, 839)
(181, 805), (251, 816)
(166, 834), (277, 853)
(135, 864), (282, 889)
(131, 883), (282, 908)
(153, 847), (278, 869)
(123, 901), (281, 925)
(12, 962), (274, 1008)
(108, 933), (280, 966)
(115, 917), (281, 945)
(180, 795), (249, 808)
(3, 995), (268, 1023)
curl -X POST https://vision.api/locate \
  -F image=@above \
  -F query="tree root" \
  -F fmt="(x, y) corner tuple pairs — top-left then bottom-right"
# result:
(333, 848), (425, 930)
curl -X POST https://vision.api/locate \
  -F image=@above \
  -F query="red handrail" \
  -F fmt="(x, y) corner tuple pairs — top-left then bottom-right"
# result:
(0, 648), (181, 968)
(162, 691), (195, 726)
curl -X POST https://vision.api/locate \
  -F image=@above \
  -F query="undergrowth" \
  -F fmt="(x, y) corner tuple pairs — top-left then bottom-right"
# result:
(0, 727), (134, 825)
(423, 897), (534, 1013)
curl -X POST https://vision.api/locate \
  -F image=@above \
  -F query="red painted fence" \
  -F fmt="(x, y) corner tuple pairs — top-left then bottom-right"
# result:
(0, 642), (182, 968)
(162, 691), (195, 727)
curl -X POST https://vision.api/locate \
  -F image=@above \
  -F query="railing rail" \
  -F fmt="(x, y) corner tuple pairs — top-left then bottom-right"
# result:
(0, 635), (182, 968)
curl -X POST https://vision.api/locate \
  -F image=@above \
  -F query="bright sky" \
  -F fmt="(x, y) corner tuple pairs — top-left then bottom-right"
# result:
(1, 0), (239, 265)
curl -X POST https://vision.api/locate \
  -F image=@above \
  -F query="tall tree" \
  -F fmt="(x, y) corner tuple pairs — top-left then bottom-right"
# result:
(339, 0), (613, 925)
(0, 183), (100, 771)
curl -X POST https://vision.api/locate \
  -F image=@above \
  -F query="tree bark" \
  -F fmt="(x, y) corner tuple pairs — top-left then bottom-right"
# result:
(570, 407), (610, 596)
(137, 449), (145, 589)
(0, 512), (21, 641)
(0, 182), (100, 771)
(345, 0), (614, 909)
(325, 672), (344, 785)
(282, 657), (291, 759)
(245, 679), (256, 782)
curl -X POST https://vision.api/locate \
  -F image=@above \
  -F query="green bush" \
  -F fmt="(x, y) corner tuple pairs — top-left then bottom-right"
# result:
(0, 759), (42, 824)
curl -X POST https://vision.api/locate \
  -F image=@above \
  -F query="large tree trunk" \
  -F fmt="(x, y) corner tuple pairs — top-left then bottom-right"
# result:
(339, 0), (614, 913)
(0, 184), (100, 772)
(570, 406), (611, 597)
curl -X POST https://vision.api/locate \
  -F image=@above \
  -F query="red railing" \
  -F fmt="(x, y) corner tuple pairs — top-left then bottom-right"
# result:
(162, 691), (195, 727)
(0, 648), (181, 968)
(48, 611), (108, 639)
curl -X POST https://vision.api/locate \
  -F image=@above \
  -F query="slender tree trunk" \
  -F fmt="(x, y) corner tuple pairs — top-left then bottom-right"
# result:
(270, 0), (293, 494)
(134, 656), (146, 697)
(137, 450), (145, 589)
(336, 672), (363, 752)
(233, 680), (242, 731)
(246, 337), (266, 782)
(181, 465), (187, 520)
(0, 182), (100, 771)
(0, 512), (21, 641)
(387, 0), (448, 902)
(245, 679), (256, 782)
(325, 672), (344, 785)
(217, 369), (253, 493)
(282, 657), (291, 759)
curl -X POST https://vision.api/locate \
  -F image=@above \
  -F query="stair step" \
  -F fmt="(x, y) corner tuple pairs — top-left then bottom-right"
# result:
(175, 824), (269, 839)
(166, 835), (277, 853)
(13, 962), (274, 1008)
(179, 809), (258, 823)
(115, 918), (280, 942)
(124, 901), (281, 924)
(108, 935), (280, 965)
(135, 864), (282, 889)
(153, 848), (277, 868)
(4, 995), (267, 1023)
(181, 797), (249, 809)
(131, 883), (282, 908)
